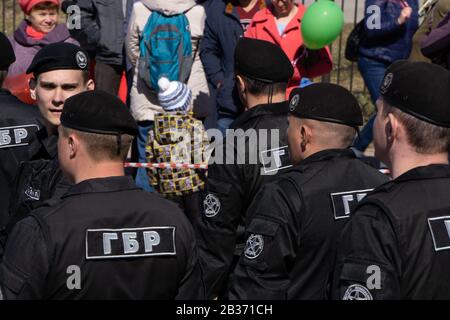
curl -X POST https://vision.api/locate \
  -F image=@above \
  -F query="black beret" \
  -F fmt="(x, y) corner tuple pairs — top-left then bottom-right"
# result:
(0, 32), (15, 71)
(61, 90), (138, 136)
(26, 42), (89, 76)
(235, 38), (294, 83)
(288, 83), (363, 128)
(380, 60), (450, 128)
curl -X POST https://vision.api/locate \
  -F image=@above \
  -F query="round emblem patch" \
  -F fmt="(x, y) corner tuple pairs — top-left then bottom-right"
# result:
(289, 94), (300, 112)
(203, 194), (221, 218)
(380, 73), (393, 94)
(244, 234), (264, 260)
(343, 284), (373, 300)
(76, 51), (88, 69)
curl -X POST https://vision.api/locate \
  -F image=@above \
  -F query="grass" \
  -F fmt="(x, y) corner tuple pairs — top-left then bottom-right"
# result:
(0, 1), (375, 120)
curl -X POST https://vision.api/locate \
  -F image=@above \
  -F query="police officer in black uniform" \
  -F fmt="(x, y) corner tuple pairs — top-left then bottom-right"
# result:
(228, 83), (389, 299)
(0, 91), (204, 299)
(197, 38), (295, 298)
(3, 43), (94, 246)
(0, 32), (42, 234)
(333, 61), (450, 300)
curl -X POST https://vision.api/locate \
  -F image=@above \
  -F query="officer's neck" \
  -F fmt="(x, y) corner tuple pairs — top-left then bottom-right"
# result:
(390, 150), (449, 179)
(72, 161), (125, 184)
(245, 92), (286, 111)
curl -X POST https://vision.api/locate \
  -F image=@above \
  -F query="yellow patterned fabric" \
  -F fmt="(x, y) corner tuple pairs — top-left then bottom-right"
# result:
(146, 112), (209, 196)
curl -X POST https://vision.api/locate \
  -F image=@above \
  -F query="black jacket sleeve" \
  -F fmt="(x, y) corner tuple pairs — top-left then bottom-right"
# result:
(0, 216), (49, 300)
(196, 140), (246, 299)
(332, 204), (402, 300)
(228, 179), (301, 300)
(175, 222), (205, 300)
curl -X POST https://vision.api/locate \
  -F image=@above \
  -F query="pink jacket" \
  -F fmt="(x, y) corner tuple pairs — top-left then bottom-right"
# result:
(245, 5), (333, 96)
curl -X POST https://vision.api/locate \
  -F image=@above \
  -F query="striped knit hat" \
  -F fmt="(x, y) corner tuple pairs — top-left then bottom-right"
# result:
(157, 77), (192, 113)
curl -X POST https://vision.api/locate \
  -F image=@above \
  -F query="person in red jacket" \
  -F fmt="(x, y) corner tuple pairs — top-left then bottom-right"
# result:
(245, 0), (333, 97)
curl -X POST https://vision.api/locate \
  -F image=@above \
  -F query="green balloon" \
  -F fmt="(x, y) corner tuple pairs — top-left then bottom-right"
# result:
(301, 0), (344, 50)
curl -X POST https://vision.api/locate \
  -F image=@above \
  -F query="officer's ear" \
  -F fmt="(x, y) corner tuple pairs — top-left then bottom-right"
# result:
(85, 78), (95, 91)
(67, 133), (79, 159)
(386, 112), (399, 143)
(300, 123), (312, 152)
(235, 74), (249, 111)
(29, 77), (37, 101)
(236, 75), (245, 92)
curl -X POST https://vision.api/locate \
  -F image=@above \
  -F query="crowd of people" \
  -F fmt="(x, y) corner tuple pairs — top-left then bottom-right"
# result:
(0, 0), (450, 300)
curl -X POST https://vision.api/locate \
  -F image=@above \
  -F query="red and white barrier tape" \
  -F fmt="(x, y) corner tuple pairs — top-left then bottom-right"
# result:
(125, 162), (390, 174)
(125, 162), (208, 170)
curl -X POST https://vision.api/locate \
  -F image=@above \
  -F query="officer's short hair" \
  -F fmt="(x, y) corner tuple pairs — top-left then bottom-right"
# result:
(322, 122), (357, 148)
(383, 101), (450, 154)
(237, 73), (287, 97)
(303, 119), (356, 148)
(62, 127), (133, 162)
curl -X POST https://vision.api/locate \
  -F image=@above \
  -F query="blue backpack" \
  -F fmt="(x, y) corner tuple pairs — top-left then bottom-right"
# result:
(138, 12), (193, 91)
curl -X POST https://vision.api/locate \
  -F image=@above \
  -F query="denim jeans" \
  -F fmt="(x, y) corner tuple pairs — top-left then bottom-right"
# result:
(353, 56), (390, 152)
(135, 120), (154, 192)
(216, 116), (236, 136)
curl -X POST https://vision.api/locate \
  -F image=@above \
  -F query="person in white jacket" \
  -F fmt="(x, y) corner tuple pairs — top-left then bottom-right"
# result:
(126, 0), (211, 192)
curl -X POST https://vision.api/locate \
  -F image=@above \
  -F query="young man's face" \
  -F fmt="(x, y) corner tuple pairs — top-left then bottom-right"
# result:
(31, 69), (93, 128)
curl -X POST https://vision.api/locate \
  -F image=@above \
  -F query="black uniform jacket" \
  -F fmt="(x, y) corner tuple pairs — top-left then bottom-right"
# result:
(333, 164), (450, 300)
(0, 176), (204, 299)
(228, 149), (389, 299)
(7, 127), (71, 226)
(1, 126), (72, 259)
(0, 89), (41, 229)
(197, 101), (293, 298)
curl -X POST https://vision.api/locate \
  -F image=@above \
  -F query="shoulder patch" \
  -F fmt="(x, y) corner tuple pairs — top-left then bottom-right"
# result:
(330, 189), (374, 220)
(343, 284), (373, 300)
(85, 226), (176, 260)
(244, 234), (264, 260)
(428, 215), (450, 251)
(0, 124), (39, 149)
(203, 193), (221, 218)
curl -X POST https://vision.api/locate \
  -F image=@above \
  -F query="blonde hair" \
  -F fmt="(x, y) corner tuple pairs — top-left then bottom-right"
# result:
(62, 127), (134, 162)
(383, 102), (450, 154)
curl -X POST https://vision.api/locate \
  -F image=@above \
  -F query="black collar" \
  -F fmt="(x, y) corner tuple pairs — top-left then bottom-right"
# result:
(28, 127), (58, 159)
(231, 101), (289, 129)
(62, 176), (140, 198)
(0, 88), (12, 96)
(394, 164), (450, 182)
(300, 148), (356, 166)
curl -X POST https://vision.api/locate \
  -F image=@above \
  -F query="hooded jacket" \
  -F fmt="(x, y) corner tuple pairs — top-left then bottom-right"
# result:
(244, 4), (333, 97)
(359, 0), (419, 63)
(126, 0), (212, 121)
(7, 21), (79, 77)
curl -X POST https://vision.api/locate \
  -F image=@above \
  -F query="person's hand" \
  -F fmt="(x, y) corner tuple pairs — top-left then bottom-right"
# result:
(398, 6), (413, 25)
